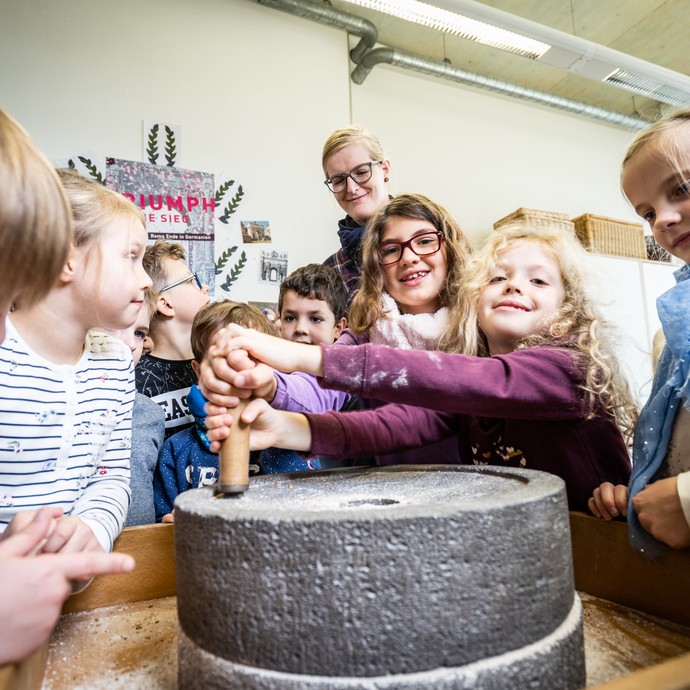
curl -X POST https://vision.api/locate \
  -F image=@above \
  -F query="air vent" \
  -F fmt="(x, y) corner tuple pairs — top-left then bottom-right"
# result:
(605, 69), (690, 107)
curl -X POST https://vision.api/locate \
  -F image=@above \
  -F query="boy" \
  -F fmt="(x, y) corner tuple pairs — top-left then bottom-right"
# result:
(135, 240), (209, 438)
(278, 263), (347, 345)
(153, 302), (276, 521)
(102, 290), (166, 527)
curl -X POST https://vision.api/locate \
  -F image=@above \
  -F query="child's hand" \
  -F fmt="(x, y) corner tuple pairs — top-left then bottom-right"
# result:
(632, 477), (690, 549)
(0, 508), (134, 664)
(205, 399), (313, 454)
(161, 512), (175, 524)
(40, 515), (102, 555)
(214, 324), (324, 378)
(588, 482), (628, 520)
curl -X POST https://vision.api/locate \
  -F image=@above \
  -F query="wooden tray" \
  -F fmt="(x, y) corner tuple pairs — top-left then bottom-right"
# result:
(1, 514), (689, 690)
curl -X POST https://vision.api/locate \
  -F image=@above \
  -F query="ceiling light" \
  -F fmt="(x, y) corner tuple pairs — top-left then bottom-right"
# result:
(341, 0), (549, 58)
(340, 0), (690, 105)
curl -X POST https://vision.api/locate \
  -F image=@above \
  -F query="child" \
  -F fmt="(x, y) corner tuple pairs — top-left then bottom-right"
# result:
(205, 224), (636, 512)
(136, 240), (210, 439)
(0, 167), (152, 554)
(0, 109), (134, 665)
(154, 301), (312, 522)
(100, 289), (165, 527)
(588, 107), (690, 553)
(201, 194), (472, 466)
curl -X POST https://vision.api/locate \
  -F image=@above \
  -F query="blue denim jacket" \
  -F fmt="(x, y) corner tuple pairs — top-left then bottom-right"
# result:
(629, 262), (690, 556)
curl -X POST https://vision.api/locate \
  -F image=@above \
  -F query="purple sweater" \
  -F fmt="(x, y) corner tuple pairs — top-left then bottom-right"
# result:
(273, 330), (460, 465)
(306, 343), (632, 512)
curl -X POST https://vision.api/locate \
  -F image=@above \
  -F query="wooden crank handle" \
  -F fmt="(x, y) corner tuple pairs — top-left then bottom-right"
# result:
(217, 399), (250, 495)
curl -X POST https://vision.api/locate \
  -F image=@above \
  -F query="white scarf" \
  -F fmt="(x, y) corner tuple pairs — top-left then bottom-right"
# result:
(368, 292), (449, 351)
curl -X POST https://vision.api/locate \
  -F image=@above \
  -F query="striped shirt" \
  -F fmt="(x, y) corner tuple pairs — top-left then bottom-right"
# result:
(0, 320), (134, 551)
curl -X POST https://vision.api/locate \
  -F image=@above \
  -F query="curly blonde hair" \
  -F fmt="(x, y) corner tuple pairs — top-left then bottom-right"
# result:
(348, 193), (473, 351)
(447, 223), (638, 441)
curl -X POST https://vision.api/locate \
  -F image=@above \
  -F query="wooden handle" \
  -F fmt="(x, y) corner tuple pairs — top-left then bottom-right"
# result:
(217, 399), (250, 494)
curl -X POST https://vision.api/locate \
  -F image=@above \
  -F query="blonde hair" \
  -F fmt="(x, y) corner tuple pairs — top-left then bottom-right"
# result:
(191, 300), (274, 362)
(57, 168), (144, 252)
(142, 239), (186, 294)
(349, 193), (472, 350)
(322, 125), (385, 173)
(0, 109), (72, 308)
(623, 106), (690, 172)
(450, 223), (638, 441)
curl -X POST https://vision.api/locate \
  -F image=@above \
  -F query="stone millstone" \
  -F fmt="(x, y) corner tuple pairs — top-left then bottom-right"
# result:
(175, 465), (585, 689)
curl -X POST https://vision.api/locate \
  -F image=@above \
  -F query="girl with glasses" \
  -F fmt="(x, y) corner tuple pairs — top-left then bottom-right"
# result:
(321, 125), (392, 305)
(201, 193), (472, 467)
(204, 223), (635, 513)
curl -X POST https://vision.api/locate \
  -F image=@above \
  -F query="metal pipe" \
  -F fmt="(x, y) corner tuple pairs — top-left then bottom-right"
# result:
(255, 0), (649, 130)
(352, 47), (649, 130)
(256, 0), (377, 63)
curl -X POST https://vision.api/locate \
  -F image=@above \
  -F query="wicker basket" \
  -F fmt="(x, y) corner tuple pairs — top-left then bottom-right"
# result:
(645, 235), (671, 262)
(493, 207), (575, 234)
(571, 214), (646, 259)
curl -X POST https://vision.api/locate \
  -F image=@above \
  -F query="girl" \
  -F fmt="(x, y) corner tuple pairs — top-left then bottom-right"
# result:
(203, 193), (473, 466)
(321, 125), (392, 304)
(589, 107), (690, 553)
(205, 223), (635, 512)
(0, 109), (134, 665)
(0, 168), (152, 555)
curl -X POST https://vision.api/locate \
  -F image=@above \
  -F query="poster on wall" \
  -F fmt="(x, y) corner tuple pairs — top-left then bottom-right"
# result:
(105, 157), (216, 295)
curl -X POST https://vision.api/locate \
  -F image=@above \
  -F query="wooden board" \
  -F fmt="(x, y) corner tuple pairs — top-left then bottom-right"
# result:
(1, 513), (689, 690)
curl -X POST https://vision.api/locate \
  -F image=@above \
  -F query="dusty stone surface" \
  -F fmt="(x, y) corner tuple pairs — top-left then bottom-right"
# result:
(178, 595), (584, 689)
(175, 465), (582, 687)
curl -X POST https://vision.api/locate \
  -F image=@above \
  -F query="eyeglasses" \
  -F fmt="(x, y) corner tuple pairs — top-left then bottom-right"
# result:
(160, 272), (203, 293)
(324, 160), (383, 193)
(377, 231), (445, 266)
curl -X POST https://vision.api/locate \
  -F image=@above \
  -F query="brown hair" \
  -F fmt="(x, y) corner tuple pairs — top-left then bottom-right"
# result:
(142, 239), (187, 294)
(0, 109), (72, 308)
(191, 300), (274, 361)
(278, 263), (348, 322)
(349, 193), (473, 348)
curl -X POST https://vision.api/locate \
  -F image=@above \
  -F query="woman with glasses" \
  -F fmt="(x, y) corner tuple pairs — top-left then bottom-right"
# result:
(201, 193), (473, 467)
(322, 125), (392, 305)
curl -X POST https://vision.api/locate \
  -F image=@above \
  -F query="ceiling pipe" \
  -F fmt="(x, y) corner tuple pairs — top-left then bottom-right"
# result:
(352, 47), (649, 130)
(256, 0), (377, 63)
(255, 0), (649, 130)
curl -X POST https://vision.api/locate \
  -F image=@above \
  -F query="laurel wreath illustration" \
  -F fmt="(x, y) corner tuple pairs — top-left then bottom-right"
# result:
(145, 124), (177, 167)
(67, 156), (105, 185)
(216, 246), (248, 292)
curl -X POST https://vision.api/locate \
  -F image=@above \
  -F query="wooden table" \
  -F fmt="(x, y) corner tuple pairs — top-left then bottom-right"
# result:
(1, 513), (689, 690)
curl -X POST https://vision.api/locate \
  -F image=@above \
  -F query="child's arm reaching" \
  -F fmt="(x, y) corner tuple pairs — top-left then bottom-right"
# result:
(588, 482), (628, 520)
(632, 475), (690, 549)
(205, 399), (312, 454)
(206, 324), (324, 390)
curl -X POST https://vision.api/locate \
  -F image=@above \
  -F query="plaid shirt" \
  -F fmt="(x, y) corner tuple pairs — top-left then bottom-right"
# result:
(323, 247), (361, 307)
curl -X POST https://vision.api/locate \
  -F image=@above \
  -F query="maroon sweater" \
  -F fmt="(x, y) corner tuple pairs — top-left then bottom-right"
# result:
(307, 343), (632, 512)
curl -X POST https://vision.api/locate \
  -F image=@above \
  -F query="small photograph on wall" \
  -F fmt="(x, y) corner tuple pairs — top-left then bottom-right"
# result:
(250, 301), (280, 331)
(241, 220), (272, 244)
(259, 250), (288, 286)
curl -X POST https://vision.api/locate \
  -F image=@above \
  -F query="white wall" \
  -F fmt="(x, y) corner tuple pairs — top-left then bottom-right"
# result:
(2, 0), (643, 279)
(2, 0), (674, 400)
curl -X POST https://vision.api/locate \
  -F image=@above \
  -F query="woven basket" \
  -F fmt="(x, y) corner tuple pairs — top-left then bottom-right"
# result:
(571, 214), (646, 259)
(493, 208), (575, 234)
(645, 235), (671, 262)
